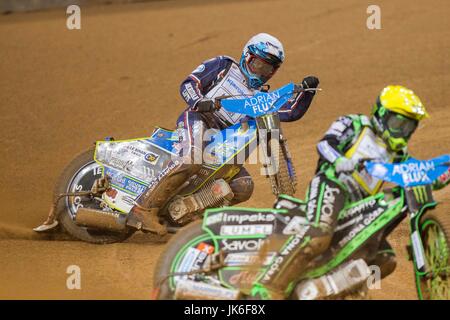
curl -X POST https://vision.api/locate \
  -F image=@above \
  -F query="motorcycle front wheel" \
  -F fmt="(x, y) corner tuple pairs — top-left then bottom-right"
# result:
(416, 209), (450, 300)
(153, 220), (218, 299)
(266, 139), (297, 196)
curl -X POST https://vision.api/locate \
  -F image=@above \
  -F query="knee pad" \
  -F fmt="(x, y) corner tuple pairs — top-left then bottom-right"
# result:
(372, 250), (397, 279)
(304, 232), (333, 257)
(229, 176), (254, 204)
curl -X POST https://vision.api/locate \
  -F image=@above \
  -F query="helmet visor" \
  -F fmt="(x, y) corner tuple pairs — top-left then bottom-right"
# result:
(385, 112), (418, 138)
(247, 54), (280, 80)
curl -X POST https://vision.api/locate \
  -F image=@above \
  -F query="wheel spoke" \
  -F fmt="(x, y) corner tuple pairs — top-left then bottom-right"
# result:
(422, 222), (450, 299)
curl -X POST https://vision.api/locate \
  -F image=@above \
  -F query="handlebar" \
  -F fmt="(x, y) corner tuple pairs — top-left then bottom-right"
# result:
(214, 85), (322, 102)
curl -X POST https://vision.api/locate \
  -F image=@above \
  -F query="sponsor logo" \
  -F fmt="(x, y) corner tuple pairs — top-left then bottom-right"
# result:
(393, 161), (435, 185)
(121, 195), (135, 206)
(125, 145), (147, 157)
(225, 78), (248, 97)
(144, 152), (159, 164)
(220, 224), (273, 236)
(320, 185), (341, 225)
(335, 215), (364, 232)
(177, 247), (209, 275)
(124, 179), (147, 195)
(221, 238), (264, 252)
(411, 231), (425, 269)
(338, 207), (384, 247)
(263, 256), (284, 281)
(306, 177), (321, 219)
(222, 212), (275, 224)
(205, 213), (223, 226)
(281, 233), (306, 256)
(341, 199), (377, 220)
(243, 91), (281, 114)
(184, 83), (200, 101)
(196, 242), (214, 255)
(362, 207), (384, 225)
(177, 280), (237, 300)
(147, 160), (180, 191)
(109, 157), (133, 172)
(263, 233), (308, 282)
(438, 168), (450, 184)
(282, 216), (309, 235)
(192, 64), (205, 73)
(224, 252), (275, 267)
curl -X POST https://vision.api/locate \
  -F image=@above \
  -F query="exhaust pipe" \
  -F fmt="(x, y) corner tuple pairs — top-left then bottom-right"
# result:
(75, 208), (127, 232)
(174, 279), (240, 300)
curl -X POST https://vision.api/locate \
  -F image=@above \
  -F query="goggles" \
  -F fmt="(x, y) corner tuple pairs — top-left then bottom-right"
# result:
(384, 112), (418, 138)
(246, 53), (280, 80)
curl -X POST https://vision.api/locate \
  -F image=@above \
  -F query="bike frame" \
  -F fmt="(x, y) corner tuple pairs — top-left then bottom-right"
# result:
(93, 84), (300, 214)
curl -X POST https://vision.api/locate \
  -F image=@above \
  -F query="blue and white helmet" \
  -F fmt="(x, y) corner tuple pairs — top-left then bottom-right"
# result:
(239, 33), (285, 89)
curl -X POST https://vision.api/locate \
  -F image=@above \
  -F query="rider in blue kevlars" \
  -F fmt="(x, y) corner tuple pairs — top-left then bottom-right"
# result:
(125, 33), (320, 235)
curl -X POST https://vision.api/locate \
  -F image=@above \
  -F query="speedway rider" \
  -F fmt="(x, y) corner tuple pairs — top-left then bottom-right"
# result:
(126, 33), (320, 235)
(252, 85), (450, 299)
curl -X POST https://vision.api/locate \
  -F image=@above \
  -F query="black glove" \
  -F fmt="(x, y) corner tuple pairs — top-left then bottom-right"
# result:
(301, 76), (320, 90)
(195, 99), (216, 112)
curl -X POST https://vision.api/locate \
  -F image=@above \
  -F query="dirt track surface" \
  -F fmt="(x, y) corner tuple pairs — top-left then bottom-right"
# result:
(1, 0), (449, 299)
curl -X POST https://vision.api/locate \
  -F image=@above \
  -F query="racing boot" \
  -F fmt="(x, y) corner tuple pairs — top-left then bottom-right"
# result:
(126, 162), (202, 235)
(251, 233), (332, 300)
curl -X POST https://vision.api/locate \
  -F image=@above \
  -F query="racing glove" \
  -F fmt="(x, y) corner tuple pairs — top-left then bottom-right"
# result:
(194, 99), (216, 113)
(433, 167), (450, 190)
(335, 157), (356, 174)
(301, 76), (320, 90)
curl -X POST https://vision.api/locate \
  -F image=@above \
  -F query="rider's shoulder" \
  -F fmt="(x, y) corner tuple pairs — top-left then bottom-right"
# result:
(219, 55), (238, 64)
(340, 114), (371, 126)
(201, 56), (236, 69)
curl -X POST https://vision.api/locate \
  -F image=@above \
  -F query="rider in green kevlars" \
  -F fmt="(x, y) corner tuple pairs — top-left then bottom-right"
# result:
(250, 85), (450, 299)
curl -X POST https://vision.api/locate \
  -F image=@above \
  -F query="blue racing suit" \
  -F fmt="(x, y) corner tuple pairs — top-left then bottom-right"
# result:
(127, 56), (317, 235)
(177, 55), (317, 204)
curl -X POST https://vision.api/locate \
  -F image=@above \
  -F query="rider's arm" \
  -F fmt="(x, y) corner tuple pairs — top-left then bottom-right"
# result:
(277, 90), (316, 122)
(278, 76), (319, 122)
(179, 56), (234, 111)
(317, 116), (355, 164)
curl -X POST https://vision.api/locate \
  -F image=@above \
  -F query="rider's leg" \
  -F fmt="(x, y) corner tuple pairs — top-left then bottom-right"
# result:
(253, 172), (347, 299)
(369, 238), (397, 279)
(126, 111), (207, 234)
(229, 167), (254, 205)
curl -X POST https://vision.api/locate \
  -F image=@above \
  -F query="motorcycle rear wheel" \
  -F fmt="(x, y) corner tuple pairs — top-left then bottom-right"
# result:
(417, 209), (450, 300)
(55, 149), (135, 244)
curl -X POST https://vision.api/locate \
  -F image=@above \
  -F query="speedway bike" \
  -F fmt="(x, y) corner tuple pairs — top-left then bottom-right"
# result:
(153, 155), (450, 300)
(34, 83), (311, 244)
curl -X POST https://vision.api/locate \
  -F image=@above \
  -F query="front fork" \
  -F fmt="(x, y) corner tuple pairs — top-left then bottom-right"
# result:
(405, 186), (437, 277)
(256, 114), (296, 181)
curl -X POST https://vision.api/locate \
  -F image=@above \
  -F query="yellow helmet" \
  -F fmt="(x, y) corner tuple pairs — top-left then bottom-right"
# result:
(371, 85), (429, 151)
